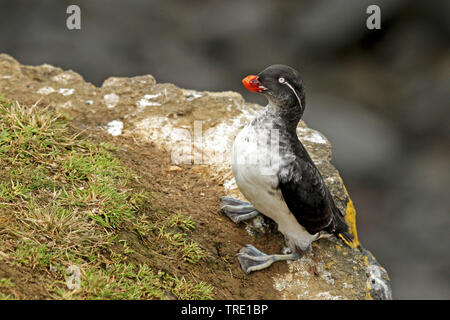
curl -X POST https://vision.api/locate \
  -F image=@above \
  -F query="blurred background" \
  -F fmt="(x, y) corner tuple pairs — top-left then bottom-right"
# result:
(0, 0), (448, 299)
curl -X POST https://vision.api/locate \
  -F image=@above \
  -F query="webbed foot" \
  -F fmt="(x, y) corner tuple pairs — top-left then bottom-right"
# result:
(237, 244), (299, 274)
(220, 196), (260, 223)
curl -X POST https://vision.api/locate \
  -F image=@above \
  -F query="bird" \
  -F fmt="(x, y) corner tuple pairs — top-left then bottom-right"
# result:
(220, 64), (354, 274)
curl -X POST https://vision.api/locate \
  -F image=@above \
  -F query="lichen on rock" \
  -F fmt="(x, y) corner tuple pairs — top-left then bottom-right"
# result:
(0, 53), (392, 300)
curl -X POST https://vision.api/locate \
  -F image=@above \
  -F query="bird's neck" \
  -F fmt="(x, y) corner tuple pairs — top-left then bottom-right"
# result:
(262, 101), (303, 135)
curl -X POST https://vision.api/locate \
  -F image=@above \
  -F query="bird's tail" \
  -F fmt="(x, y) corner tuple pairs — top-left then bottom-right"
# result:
(339, 229), (354, 244)
(333, 213), (354, 246)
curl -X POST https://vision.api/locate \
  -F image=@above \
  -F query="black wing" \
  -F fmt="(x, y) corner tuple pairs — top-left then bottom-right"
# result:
(278, 143), (352, 240)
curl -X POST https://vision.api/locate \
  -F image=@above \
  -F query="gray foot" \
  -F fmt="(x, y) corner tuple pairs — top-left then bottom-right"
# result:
(220, 196), (260, 223)
(237, 244), (299, 274)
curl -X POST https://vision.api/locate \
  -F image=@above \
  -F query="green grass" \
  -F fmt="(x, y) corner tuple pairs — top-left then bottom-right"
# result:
(0, 95), (212, 299)
(53, 262), (212, 300)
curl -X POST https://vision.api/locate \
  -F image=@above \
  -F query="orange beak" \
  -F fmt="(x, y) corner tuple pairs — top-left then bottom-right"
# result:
(242, 75), (266, 92)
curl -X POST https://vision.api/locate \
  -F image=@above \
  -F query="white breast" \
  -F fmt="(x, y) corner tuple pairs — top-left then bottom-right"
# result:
(231, 121), (316, 251)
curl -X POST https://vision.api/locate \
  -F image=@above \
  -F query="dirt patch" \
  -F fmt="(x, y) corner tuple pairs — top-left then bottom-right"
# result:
(0, 263), (50, 299)
(85, 128), (285, 299)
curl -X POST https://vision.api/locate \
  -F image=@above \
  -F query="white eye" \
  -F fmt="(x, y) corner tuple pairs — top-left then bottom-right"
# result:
(278, 77), (285, 84)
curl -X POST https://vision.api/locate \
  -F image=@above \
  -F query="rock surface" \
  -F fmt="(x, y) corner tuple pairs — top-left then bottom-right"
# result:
(0, 54), (392, 300)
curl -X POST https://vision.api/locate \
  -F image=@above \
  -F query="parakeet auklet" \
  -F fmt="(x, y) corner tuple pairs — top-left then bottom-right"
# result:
(220, 64), (354, 274)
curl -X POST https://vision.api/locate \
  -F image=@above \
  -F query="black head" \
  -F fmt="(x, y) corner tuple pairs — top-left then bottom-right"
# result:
(242, 64), (306, 113)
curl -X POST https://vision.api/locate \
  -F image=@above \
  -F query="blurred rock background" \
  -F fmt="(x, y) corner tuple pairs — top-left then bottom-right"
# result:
(0, 0), (448, 299)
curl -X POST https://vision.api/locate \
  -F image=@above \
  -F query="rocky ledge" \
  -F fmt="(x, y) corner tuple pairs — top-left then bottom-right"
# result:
(0, 54), (392, 300)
